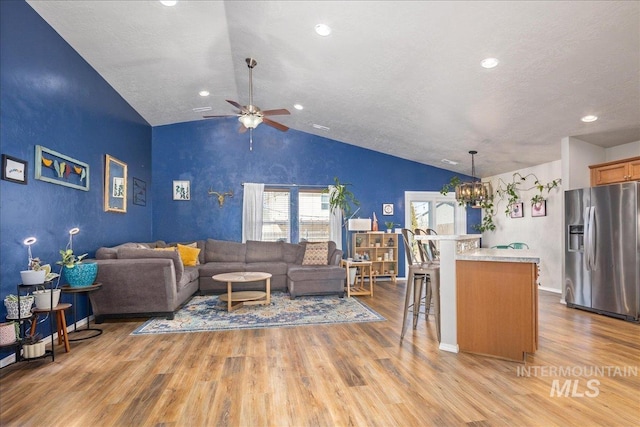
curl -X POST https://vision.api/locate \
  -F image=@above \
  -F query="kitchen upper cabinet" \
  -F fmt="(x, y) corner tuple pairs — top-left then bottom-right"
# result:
(590, 156), (640, 186)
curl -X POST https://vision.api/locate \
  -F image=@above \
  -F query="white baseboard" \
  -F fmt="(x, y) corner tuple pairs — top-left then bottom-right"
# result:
(0, 315), (92, 368)
(439, 343), (459, 353)
(539, 286), (562, 294)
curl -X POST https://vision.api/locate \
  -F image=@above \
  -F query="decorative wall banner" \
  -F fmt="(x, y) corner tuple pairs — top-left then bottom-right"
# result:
(2, 154), (27, 184)
(133, 177), (146, 206)
(173, 180), (190, 200)
(35, 145), (89, 191)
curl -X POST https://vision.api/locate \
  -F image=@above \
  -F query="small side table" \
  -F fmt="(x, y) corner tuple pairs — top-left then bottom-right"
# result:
(61, 283), (103, 341)
(341, 259), (374, 297)
(30, 303), (72, 353)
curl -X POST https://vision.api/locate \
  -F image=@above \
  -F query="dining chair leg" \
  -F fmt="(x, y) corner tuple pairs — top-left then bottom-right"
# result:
(432, 270), (441, 342)
(413, 275), (424, 329)
(401, 271), (414, 339)
(424, 276), (432, 318)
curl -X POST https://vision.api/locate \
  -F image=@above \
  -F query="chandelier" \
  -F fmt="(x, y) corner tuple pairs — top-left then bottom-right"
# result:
(455, 150), (492, 208)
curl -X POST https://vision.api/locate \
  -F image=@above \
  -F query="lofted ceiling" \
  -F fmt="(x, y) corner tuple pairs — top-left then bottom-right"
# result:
(26, 0), (640, 177)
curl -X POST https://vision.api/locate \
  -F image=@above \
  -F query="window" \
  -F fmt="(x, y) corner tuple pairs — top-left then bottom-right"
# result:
(299, 191), (330, 242)
(262, 190), (290, 242)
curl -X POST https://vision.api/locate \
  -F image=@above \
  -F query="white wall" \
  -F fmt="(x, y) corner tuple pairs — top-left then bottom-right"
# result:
(605, 140), (640, 161)
(561, 136), (604, 190)
(482, 160), (563, 292)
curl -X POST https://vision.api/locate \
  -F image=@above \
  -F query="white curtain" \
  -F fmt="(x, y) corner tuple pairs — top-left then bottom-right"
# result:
(242, 183), (264, 242)
(328, 185), (343, 250)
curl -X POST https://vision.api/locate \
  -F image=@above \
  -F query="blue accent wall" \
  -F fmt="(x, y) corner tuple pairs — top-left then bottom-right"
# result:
(0, 0), (480, 343)
(0, 1), (153, 331)
(152, 118), (480, 264)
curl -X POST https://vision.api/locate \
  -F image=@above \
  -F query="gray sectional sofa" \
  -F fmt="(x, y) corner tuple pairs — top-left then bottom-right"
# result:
(90, 239), (345, 322)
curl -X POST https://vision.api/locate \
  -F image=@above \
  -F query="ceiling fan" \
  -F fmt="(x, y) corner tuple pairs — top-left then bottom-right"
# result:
(203, 58), (290, 151)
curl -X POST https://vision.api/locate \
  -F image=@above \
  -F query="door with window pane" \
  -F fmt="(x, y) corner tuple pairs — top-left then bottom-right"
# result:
(407, 194), (458, 262)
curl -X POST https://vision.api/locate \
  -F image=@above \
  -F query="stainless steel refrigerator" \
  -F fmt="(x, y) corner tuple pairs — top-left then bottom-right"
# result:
(565, 182), (639, 322)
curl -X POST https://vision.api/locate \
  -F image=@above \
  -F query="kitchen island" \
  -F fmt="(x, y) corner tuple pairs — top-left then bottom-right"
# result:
(456, 249), (540, 361)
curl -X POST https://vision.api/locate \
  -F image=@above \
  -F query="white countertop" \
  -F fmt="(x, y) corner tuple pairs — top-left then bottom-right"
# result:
(414, 234), (482, 241)
(456, 248), (540, 263)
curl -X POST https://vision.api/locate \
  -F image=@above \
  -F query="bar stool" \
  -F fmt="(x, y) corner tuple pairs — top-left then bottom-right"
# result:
(400, 229), (441, 341)
(30, 303), (72, 353)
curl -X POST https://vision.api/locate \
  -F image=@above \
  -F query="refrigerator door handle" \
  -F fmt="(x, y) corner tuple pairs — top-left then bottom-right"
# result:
(588, 206), (597, 270)
(584, 206), (592, 271)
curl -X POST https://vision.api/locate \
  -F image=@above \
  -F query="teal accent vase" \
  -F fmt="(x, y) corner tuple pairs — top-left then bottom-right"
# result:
(63, 263), (98, 287)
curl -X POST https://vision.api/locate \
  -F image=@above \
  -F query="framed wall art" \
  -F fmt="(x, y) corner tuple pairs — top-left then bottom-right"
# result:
(382, 203), (394, 216)
(104, 154), (127, 213)
(173, 180), (190, 200)
(532, 200), (546, 217)
(510, 202), (524, 218)
(133, 177), (146, 206)
(2, 154), (27, 184)
(35, 145), (89, 191)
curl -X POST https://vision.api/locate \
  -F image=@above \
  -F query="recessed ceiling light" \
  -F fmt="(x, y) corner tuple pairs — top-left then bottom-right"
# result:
(199, 90), (210, 97)
(192, 106), (212, 113)
(315, 24), (332, 36)
(441, 159), (459, 165)
(481, 58), (499, 69)
(312, 123), (330, 131)
(293, 104), (304, 110)
(581, 115), (598, 123)
(160, 1), (177, 6)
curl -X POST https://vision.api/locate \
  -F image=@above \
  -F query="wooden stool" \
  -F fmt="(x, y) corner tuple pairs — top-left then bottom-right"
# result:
(30, 303), (72, 353)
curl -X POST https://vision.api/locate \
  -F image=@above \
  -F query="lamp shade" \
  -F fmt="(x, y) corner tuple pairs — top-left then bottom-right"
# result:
(347, 218), (371, 231)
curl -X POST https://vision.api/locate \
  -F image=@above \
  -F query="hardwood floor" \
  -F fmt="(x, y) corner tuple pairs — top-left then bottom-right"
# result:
(1, 281), (638, 426)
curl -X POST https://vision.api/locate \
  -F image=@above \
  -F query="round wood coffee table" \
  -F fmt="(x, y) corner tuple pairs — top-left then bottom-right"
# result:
(212, 272), (272, 312)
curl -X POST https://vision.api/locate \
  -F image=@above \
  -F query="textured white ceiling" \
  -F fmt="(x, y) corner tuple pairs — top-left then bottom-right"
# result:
(26, 0), (640, 177)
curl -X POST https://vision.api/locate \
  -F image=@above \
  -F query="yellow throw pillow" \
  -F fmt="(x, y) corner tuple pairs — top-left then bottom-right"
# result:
(185, 241), (200, 265)
(177, 243), (201, 267)
(302, 242), (328, 265)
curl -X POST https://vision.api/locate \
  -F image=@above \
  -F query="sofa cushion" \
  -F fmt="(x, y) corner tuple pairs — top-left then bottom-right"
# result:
(245, 240), (283, 263)
(117, 247), (184, 284)
(282, 242), (302, 263)
(288, 265), (346, 281)
(302, 242), (329, 265)
(178, 266), (200, 290)
(244, 261), (288, 277)
(198, 262), (246, 277)
(205, 239), (246, 262)
(177, 243), (201, 267)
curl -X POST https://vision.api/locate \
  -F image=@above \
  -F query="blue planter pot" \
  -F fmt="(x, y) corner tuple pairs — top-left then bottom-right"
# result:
(63, 263), (98, 287)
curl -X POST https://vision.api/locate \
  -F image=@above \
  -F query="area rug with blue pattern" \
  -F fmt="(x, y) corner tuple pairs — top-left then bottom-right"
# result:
(131, 292), (385, 335)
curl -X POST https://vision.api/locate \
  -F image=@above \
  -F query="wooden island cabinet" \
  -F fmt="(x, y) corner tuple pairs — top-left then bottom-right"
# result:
(456, 251), (539, 362)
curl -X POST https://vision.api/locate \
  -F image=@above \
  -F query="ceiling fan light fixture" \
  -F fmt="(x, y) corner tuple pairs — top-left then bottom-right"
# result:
(315, 24), (332, 36)
(239, 114), (263, 129)
(294, 104), (304, 110)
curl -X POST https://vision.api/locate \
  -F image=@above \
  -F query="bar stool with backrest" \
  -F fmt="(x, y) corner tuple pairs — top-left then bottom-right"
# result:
(400, 229), (441, 341)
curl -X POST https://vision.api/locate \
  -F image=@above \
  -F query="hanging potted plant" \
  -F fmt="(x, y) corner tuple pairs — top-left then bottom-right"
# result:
(57, 249), (97, 287)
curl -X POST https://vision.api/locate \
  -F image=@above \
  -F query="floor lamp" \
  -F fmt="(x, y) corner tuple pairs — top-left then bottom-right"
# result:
(347, 218), (371, 259)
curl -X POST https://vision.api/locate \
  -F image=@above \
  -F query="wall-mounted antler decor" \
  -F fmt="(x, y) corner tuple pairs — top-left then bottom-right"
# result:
(207, 188), (233, 207)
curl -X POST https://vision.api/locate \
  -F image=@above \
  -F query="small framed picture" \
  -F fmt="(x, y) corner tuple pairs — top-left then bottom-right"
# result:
(2, 154), (28, 184)
(382, 203), (394, 216)
(532, 200), (546, 217)
(133, 177), (146, 206)
(173, 180), (190, 200)
(510, 202), (524, 218)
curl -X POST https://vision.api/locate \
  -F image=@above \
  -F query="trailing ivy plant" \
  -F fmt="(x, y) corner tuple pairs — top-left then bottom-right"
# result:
(440, 173), (561, 232)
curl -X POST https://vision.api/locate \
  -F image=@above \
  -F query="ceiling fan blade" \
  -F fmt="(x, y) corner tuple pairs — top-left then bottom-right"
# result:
(262, 108), (291, 116)
(239, 124), (248, 134)
(226, 99), (246, 112)
(263, 117), (289, 132)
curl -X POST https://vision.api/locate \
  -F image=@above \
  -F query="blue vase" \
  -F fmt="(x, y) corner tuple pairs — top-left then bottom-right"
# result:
(63, 263), (98, 287)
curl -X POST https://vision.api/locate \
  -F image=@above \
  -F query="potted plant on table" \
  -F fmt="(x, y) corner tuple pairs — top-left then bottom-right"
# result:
(384, 221), (398, 233)
(58, 249), (97, 288)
